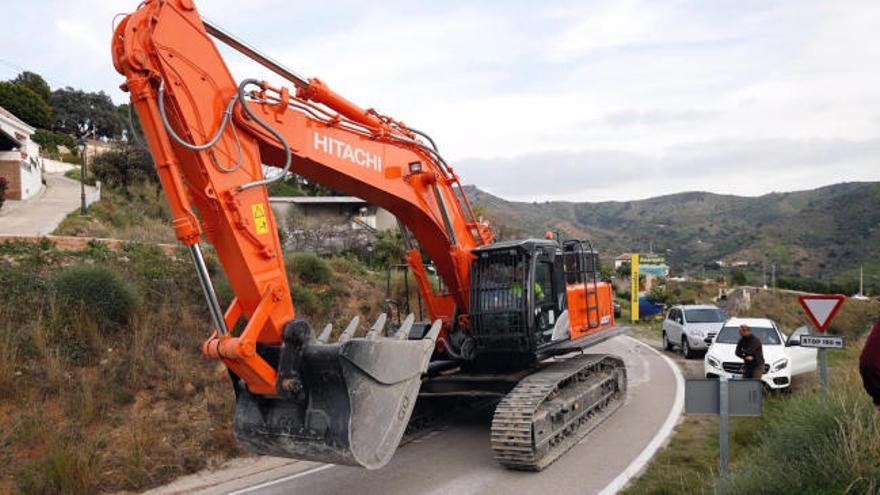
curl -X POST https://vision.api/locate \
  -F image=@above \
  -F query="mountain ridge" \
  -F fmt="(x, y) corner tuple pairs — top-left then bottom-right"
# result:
(463, 181), (880, 287)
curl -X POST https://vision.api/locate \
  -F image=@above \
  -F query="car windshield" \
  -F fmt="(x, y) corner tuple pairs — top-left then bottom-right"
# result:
(684, 308), (726, 323)
(715, 326), (781, 345)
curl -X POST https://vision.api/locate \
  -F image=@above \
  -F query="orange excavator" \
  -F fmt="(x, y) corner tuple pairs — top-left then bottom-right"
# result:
(113, 0), (626, 471)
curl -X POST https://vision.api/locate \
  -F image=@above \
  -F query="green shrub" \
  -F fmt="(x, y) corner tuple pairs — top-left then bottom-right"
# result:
(330, 255), (369, 277)
(291, 285), (321, 316)
(91, 146), (156, 189)
(286, 252), (333, 285)
(52, 264), (139, 330)
(32, 129), (76, 157)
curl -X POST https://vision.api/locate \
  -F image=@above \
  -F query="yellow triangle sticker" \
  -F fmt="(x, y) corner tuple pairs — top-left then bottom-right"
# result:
(251, 203), (269, 234)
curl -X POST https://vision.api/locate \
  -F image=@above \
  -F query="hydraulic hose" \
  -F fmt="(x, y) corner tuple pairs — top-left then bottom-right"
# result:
(158, 78), (237, 151)
(236, 79), (293, 191)
(157, 79), (244, 172)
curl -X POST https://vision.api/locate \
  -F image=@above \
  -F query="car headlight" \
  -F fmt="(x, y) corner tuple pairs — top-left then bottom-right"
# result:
(707, 356), (720, 368)
(772, 358), (789, 372)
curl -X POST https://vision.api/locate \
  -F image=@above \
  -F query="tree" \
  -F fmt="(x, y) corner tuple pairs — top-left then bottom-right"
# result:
(91, 143), (156, 189)
(11, 71), (51, 103)
(731, 269), (747, 286)
(615, 261), (632, 279)
(0, 81), (52, 128)
(50, 88), (121, 138)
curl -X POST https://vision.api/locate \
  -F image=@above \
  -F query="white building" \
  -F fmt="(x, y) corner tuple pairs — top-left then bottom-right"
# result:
(614, 253), (632, 269)
(0, 106), (42, 200)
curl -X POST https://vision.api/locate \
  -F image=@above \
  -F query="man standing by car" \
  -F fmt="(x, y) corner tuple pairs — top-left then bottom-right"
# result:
(736, 324), (764, 379)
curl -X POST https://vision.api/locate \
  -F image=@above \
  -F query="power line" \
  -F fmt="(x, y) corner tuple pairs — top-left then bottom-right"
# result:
(0, 57), (84, 91)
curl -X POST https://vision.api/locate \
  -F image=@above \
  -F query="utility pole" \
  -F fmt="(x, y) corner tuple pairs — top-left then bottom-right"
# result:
(771, 263), (776, 289)
(762, 261), (767, 289)
(859, 265), (865, 297)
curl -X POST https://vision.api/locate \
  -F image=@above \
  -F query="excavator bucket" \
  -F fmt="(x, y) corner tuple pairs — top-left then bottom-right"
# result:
(232, 316), (440, 469)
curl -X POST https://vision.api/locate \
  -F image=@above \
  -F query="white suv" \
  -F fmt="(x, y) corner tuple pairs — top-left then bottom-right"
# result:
(662, 304), (727, 359)
(704, 317), (817, 390)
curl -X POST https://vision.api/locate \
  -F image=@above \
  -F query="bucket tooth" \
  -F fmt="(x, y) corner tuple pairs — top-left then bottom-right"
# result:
(339, 316), (360, 343)
(366, 313), (388, 340)
(317, 323), (333, 343)
(424, 319), (442, 343)
(396, 313), (415, 340)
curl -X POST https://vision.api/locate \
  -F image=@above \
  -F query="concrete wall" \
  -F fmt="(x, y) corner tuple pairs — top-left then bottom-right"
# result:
(376, 207), (397, 231)
(19, 157), (42, 200)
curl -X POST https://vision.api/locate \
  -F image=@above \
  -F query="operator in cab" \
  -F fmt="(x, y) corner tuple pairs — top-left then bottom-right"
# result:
(735, 324), (764, 379)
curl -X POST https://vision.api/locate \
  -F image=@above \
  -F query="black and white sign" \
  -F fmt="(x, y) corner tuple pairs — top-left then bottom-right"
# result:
(801, 334), (846, 349)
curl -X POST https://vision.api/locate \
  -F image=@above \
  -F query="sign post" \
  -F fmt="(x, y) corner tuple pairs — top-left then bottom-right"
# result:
(798, 294), (846, 398)
(630, 253), (639, 322)
(686, 378), (763, 484)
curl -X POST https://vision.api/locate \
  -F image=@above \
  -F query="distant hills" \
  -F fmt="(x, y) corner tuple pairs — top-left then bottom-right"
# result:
(464, 182), (880, 287)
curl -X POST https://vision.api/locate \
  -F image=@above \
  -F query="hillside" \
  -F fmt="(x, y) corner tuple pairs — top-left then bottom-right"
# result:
(465, 182), (880, 290)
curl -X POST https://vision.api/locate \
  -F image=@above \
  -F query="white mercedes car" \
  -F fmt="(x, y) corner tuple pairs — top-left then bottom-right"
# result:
(704, 317), (817, 390)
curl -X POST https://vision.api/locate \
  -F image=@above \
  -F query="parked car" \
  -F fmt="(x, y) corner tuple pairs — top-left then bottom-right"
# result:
(662, 304), (727, 358)
(704, 317), (817, 390)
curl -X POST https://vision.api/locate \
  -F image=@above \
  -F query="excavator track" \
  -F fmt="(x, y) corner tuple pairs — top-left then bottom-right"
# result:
(490, 354), (627, 471)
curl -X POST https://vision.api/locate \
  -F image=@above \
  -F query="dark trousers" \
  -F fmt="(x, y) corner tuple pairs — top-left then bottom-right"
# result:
(744, 362), (763, 380)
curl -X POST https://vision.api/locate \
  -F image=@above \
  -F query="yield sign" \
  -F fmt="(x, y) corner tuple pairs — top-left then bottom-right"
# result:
(799, 294), (846, 332)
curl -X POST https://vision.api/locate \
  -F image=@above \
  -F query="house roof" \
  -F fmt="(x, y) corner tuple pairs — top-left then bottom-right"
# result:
(615, 253), (632, 261)
(269, 196), (367, 204)
(0, 106), (36, 135)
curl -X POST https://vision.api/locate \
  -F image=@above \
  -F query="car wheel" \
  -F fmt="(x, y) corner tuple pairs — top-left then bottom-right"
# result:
(682, 337), (695, 359)
(663, 331), (674, 351)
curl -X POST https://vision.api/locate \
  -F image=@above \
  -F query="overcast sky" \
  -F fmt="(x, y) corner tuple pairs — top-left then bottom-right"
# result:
(1, 0), (878, 201)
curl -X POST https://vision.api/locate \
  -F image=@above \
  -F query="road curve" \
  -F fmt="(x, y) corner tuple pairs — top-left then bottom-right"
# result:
(157, 334), (683, 495)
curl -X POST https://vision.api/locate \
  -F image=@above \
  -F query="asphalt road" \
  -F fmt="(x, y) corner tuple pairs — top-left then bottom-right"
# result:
(157, 335), (684, 495)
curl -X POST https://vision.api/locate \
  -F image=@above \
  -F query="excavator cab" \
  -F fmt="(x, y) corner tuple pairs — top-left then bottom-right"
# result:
(469, 239), (567, 369)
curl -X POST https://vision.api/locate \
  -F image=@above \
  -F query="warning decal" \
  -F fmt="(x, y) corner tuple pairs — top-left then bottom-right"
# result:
(251, 203), (269, 234)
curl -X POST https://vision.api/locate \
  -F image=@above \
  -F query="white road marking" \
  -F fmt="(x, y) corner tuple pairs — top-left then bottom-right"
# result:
(227, 464), (334, 494)
(597, 335), (685, 495)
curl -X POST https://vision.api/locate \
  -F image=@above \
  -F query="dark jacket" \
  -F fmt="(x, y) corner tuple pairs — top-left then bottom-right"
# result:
(859, 318), (880, 406)
(735, 334), (764, 366)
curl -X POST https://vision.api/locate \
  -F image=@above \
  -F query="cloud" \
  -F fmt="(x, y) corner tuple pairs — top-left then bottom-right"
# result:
(458, 137), (880, 202)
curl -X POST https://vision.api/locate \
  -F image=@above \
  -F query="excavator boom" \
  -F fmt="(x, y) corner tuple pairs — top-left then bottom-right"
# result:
(112, 0), (493, 468)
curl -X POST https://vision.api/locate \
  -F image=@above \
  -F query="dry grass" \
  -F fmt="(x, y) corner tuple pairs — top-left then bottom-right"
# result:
(0, 238), (389, 493)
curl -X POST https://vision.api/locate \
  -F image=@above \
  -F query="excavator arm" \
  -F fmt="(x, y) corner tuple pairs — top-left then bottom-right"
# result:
(112, 0), (492, 468)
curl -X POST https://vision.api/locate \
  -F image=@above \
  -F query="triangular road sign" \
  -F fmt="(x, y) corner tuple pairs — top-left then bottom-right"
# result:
(799, 294), (846, 332)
